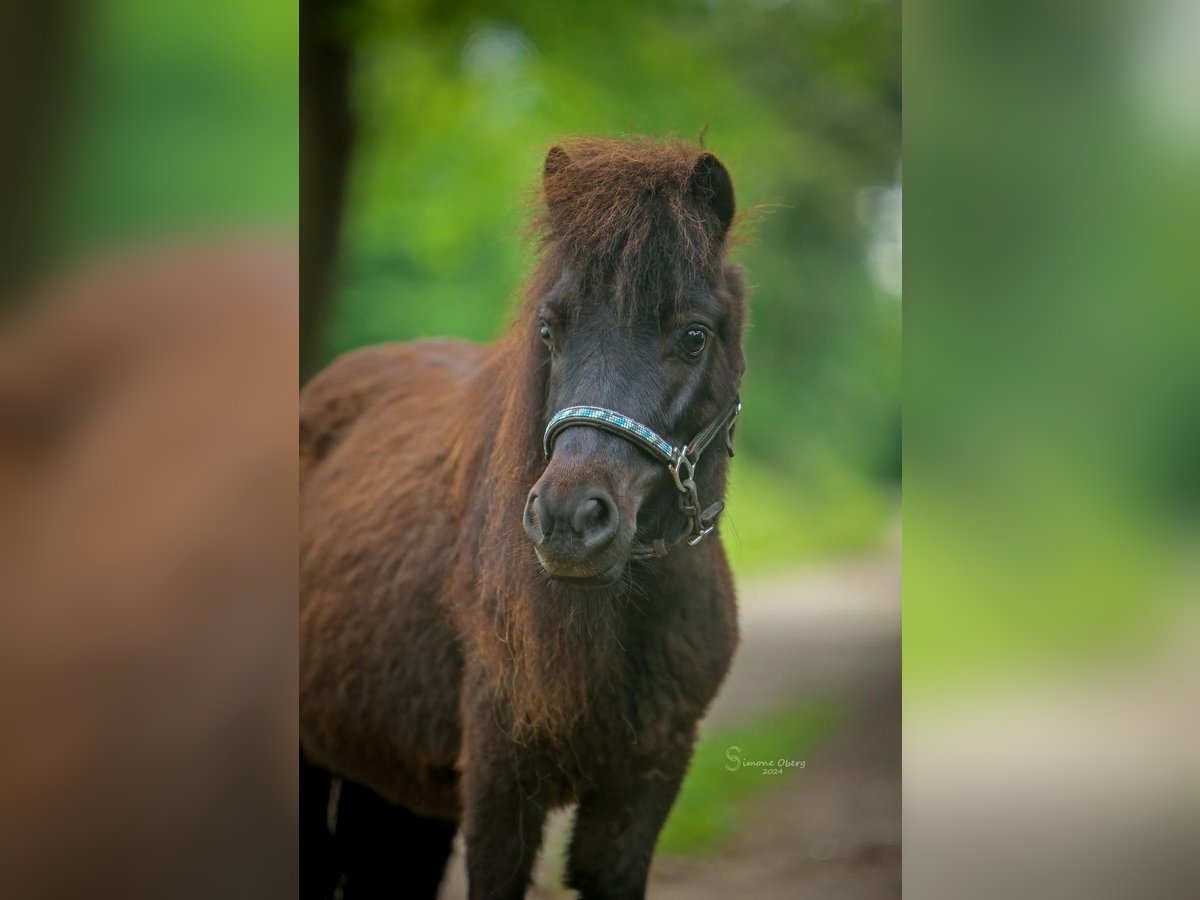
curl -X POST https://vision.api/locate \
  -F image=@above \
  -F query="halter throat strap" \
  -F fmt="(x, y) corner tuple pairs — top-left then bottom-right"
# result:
(542, 398), (741, 559)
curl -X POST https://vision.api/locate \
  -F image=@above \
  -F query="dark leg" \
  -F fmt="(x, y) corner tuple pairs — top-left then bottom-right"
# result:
(564, 753), (691, 900)
(459, 705), (551, 900)
(299, 755), (343, 900)
(335, 779), (458, 900)
(461, 769), (548, 900)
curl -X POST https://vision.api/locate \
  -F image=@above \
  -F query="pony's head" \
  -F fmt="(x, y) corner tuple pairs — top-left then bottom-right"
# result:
(521, 139), (746, 587)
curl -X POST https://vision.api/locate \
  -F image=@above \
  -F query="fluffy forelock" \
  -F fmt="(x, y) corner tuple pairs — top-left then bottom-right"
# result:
(533, 137), (729, 320)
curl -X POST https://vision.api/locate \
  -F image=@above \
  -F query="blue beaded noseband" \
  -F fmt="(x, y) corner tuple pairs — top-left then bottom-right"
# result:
(543, 398), (741, 559)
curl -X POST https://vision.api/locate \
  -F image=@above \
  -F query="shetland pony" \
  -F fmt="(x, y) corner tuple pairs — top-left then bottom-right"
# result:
(301, 137), (746, 898)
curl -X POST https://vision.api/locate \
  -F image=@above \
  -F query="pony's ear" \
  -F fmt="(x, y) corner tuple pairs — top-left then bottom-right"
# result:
(543, 145), (571, 190)
(689, 152), (735, 235)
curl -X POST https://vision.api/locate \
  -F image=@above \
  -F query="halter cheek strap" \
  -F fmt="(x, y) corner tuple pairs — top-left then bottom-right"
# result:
(543, 397), (741, 559)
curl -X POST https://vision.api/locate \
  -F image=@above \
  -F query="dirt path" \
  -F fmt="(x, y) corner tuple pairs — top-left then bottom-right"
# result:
(441, 547), (902, 898)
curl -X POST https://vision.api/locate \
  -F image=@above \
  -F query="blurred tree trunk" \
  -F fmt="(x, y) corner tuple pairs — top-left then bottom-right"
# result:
(0, 0), (79, 312)
(300, 0), (356, 382)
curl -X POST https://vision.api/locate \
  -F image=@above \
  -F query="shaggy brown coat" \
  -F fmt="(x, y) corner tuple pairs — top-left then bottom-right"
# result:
(300, 137), (746, 899)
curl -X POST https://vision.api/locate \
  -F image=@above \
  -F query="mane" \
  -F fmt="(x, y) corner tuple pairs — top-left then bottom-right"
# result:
(532, 137), (730, 322)
(457, 137), (742, 740)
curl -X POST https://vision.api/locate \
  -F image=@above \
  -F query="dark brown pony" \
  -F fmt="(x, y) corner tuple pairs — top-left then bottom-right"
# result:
(300, 137), (747, 899)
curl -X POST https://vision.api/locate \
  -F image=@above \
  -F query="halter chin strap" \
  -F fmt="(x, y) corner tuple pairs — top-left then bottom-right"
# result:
(543, 397), (741, 559)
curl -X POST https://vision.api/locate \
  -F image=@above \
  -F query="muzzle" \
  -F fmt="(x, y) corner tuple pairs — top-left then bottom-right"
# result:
(543, 397), (741, 559)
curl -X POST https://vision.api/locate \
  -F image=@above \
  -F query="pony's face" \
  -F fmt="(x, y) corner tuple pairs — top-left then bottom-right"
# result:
(522, 143), (742, 587)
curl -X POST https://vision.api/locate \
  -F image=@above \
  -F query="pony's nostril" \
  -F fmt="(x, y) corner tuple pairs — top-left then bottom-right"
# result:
(527, 484), (618, 556)
(524, 493), (547, 545)
(572, 498), (602, 533)
(573, 492), (618, 548)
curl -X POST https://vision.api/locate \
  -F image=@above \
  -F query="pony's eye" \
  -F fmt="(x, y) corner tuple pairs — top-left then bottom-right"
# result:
(680, 327), (708, 357)
(539, 320), (553, 347)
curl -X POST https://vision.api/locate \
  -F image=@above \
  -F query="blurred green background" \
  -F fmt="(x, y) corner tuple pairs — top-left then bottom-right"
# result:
(317, 0), (902, 575)
(905, 0), (1200, 697)
(50, 0), (297, 257)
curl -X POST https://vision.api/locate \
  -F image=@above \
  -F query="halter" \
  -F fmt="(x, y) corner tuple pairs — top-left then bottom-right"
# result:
(543, 398), (741, 559)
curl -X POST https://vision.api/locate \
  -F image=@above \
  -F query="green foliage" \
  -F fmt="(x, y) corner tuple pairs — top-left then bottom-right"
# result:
(904, 1), (1200, 693)
(657, 701), (840, 856)
(330, 1), (901, 571)
(54, 0), (298, 254)
(724, 457), (896, 573)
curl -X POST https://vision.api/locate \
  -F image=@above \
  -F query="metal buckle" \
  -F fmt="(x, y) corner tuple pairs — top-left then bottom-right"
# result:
(686, 521), (716, 546)
(668, 446), (711, 545)
(669, 445), (694, 494)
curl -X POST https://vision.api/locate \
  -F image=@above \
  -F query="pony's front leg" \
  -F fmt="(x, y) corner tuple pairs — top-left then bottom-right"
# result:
(460, 704), (549, 899)
(564, 750), (691, 899)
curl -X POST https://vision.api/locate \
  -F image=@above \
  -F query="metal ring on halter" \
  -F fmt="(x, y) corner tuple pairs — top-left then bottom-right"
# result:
(668, 446), (694, 494)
